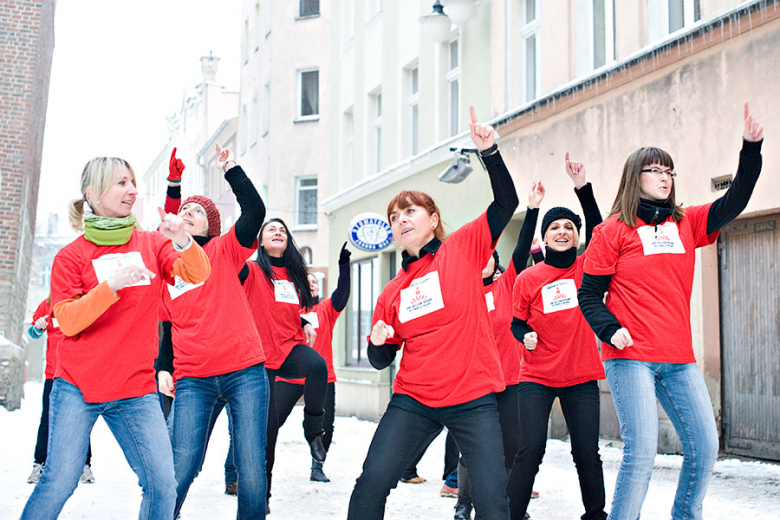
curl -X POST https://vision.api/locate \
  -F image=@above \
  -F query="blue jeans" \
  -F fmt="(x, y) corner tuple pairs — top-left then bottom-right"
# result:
(348, 393), (509, 520)
(170, 363), (269, 520)
(605, 360), (718, 520)
(21, 379), (175, 520)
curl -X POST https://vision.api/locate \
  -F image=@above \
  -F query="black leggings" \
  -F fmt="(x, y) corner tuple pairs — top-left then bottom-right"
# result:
(266, 344), (328, 497)
(276, 381), (336, 452)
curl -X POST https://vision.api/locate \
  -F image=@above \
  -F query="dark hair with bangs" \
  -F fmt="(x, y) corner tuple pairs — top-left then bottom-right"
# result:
(386, 190), (448, 243)
(255, 217), (315, 311)
(607, 147), (685, 227)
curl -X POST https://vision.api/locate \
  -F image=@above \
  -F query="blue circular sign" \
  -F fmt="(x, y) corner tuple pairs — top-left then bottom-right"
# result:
(349, 212), (393, 251)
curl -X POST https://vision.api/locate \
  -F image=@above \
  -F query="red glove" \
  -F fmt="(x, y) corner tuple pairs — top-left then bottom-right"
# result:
(168, 147), (185, 182)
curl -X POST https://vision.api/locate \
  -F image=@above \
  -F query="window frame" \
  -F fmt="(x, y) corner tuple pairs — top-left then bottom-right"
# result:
(293, 175), (319, 230)
(297, 0), (320, 19)
(520, 0), (541, 103)
(345, 256), (380, 367)
(446, 39), (460, 137)
(296, 68), (320, 122)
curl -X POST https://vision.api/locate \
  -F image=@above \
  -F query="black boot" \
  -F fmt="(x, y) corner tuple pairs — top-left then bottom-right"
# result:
(310, 458), (330, 482)
(302, 409), (327, 462)
(454, 500), (472, 520)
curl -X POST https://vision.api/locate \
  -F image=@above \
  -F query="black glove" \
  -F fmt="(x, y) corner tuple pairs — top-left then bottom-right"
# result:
(338, 241), (352, 265)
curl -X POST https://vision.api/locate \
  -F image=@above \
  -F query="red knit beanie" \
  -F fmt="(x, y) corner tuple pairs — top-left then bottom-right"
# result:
(180, 195), (221, 237)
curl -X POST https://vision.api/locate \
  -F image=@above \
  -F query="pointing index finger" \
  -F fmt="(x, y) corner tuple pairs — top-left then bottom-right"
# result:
(158, 206), (167, 220)
(469, 105), (478, 125)
(744, 102), (749, 121)
(565, 151), (570, 163)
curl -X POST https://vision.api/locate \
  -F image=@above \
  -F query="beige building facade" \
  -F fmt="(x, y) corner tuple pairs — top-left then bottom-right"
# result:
(323, 1), (780, 459)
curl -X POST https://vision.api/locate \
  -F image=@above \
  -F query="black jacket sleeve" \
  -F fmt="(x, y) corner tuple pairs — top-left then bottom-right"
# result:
(238, 263), (249, 285)
(511, 207), (539, 275)
(511, 316), (533, 343)
(706, 140), (763, 234)
(368, 341), (399, 370)
(331, 261), (351, 312)
(155, 321), (175, 375)
(531, 249), (544, 264)
(226, 165), (266, 248)
(578, 274), (622, 346)
(481, 150), (520, 242)
(574, 183), (602, 247)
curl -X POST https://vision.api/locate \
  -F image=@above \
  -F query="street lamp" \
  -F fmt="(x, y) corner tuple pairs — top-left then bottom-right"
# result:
(419, 1), (451, 44)
(442, 0), (479, 27)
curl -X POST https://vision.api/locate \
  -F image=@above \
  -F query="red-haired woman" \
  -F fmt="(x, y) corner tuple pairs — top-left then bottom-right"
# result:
(347, 107), (519, 520)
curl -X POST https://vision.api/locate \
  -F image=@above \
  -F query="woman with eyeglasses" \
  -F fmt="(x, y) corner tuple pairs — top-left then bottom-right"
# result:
(578, 103), (764, 520)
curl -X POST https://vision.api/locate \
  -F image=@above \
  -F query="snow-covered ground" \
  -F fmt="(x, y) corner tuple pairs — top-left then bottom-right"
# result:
(3, 382), (780, 519)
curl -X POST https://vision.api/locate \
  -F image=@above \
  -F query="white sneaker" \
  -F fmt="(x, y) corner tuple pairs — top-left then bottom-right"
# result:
(27, 463), (44, 484)
(80, 465), (95, 484)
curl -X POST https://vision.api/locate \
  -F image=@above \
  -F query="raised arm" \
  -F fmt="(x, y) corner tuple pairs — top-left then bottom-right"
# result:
(470, 106), (520, 241)
(330, 242), (352, 312)
(164, 147), (184, 214)
(511, 182), (544, 274)
(565, 152), (602, 247)
(216, 144), (266, 248)
(706, 103), (764, 234)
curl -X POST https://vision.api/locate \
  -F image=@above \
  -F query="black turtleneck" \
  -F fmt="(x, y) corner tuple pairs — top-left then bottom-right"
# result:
(578, 139), (763, 348)
(543, 246), (577, 269)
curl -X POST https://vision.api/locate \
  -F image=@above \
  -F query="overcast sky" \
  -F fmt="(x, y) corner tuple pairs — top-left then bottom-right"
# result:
(38, 0), (241, 234)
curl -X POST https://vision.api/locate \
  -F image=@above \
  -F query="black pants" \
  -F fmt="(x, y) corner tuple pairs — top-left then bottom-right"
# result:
(458, 383), (520, 504)
(35, 378), (92, 466)
(400, 429), (459, 482)
(266, 344), (328, 498)
(276, 381), (336, 452)
(506, 380), (607, 520)
(348, 393), (509, 520)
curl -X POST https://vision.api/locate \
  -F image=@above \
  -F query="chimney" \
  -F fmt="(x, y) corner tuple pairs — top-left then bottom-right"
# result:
(201, 52), (220, 83)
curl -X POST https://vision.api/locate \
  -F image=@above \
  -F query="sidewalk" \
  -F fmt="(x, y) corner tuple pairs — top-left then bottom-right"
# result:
(4, 382), (779, 519)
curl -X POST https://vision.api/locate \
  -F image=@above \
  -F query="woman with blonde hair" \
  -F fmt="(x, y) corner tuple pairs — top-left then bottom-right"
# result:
(21, 156), (210, 519)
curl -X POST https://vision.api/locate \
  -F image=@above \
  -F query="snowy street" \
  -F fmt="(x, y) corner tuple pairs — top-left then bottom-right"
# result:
(3, 382), (780, 519)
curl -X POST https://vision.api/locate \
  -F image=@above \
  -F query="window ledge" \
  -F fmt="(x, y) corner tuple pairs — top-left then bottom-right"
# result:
(292, 224), (318, 232)
(294, 115), (320, 124)
(295, 14), (321, 21)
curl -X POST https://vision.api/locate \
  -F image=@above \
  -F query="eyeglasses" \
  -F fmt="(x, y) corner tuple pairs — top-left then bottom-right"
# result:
(641, 167), (677, 179)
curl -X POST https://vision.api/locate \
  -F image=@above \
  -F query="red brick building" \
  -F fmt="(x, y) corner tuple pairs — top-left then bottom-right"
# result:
(0, 0), (56, 345)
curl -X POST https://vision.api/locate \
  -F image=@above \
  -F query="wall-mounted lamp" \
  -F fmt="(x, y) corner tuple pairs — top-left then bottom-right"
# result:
(438, 147), (478, 183)
(442, 0), (480, 27)
(419, 1), (451, 44)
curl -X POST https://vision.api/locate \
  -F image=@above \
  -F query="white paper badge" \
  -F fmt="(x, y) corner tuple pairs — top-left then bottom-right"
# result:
(541, 279), (579, 314)
(91, 252), (151, 287)
(274, 280), (300, 305)
(398, 271), (445, 323)
(301, 311), (320, 329)
(166, 276), (205, 300)
(485, 291), (496, 312)
(637, 222), (686, 256)
(52, 318), (59, 329)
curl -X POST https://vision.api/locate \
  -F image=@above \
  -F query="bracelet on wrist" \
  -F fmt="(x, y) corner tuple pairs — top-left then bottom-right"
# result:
(222, 161), (236, 173)
(479, 143), (498, 157)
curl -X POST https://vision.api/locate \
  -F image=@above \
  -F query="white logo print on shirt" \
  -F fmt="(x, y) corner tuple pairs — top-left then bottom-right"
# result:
(541, 279), (579, 314)
(274, 280), (300, 305)
(167, 276), (205, 300)
(637, 222), (686, 256)
(485, 291), (496, 312)
(92, 252), (150, 287)
(398, 271), (445, 323)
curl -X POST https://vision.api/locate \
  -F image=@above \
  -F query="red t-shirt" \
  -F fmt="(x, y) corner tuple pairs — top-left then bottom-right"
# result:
(582, 203), (718, 363)
(513, 256), (605, 387)
(484, 260), (523, 386)
(243, 262), (307, 370)
(278, 299), (341, 385)
(162, 227), (265, 379)
(371, 212), (505, 407)
(32, 299), (63, 380)
(51, 230), (182, 403)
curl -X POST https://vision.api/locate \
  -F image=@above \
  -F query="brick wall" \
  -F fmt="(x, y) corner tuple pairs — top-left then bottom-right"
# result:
(0, 0), (56, 345)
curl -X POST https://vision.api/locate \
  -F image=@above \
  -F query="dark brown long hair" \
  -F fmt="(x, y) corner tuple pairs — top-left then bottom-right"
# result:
(607, 147), (685, 227)
(386, 190), (448, 242)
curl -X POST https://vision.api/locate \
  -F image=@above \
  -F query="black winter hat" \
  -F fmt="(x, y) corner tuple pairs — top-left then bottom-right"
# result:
(541, 207), (582, 238)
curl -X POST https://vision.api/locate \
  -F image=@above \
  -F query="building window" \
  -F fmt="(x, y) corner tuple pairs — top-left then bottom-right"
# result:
(298, 69), (319, 119)
(243, 19), (250, 64)
(343, 108), (354, 187)
(650, 0), (701, 41)
(301, 246), (313, 266)
(370, 91), (382, 173)
(521, 0), (541, 102)
(592, 0), (615, 70)
(299, 0), (319, 18)
(342, 0), (355, 42)
(295, 176), (318, 227)
(40, 263), (51, 289)
(346, 257), (379, 366)
(262, 83), (270, 136)
(251, 95), (259, 145)
(410, 66), (419, 155)
(447, 39), (460, 137)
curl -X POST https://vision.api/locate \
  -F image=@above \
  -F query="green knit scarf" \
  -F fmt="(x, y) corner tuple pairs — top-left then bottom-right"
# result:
(83, 214), (137, 246)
